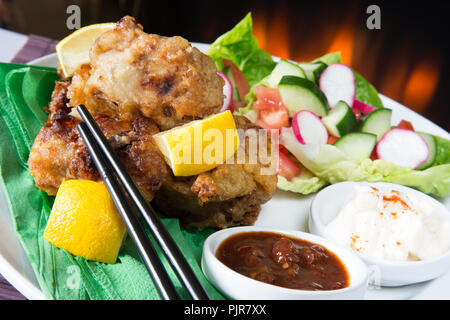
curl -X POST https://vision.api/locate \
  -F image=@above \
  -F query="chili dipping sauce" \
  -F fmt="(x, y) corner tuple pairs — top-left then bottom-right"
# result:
(216, 231), (349, 291)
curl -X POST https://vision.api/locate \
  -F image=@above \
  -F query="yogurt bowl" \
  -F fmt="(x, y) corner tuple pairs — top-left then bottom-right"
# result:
(201, 226), (368, 300)
(309, 181), (450, 286)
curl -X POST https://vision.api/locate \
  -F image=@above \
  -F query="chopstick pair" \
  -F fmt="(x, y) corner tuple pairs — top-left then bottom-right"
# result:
(76, 104), (210, 300)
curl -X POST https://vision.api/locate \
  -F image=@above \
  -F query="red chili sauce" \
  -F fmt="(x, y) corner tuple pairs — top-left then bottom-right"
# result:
(216, 231), (349, 291)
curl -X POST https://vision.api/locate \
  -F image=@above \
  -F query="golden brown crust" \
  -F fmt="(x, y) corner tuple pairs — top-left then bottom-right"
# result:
(29, 16), (277, 230)
(153, 116), (278, 229)
(67, 16), (224, 130)
(28, 99), (168, 200)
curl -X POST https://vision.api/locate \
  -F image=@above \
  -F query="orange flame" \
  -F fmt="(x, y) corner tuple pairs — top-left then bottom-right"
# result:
(253, 8), (290, 59)
(403, 61), (440, 113)
(327, 26), (354, 66)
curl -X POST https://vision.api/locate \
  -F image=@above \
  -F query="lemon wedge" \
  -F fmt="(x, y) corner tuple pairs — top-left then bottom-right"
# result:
(153, 110), (239, 176)
(56, 23), (116, 77)
(43, 180), (126, 264)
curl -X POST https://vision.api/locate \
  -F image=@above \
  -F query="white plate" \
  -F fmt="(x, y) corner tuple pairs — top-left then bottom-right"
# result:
(1, 43), (448, 300)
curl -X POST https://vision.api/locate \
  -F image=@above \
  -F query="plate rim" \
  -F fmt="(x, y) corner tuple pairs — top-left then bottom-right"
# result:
(1, 46), (448, 300)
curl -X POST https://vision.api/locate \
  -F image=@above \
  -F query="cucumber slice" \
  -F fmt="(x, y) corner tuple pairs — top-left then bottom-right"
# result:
(278, 75), (329, 117)
(222, 66), (241, 101)
(334, 132), (377, 161)
(267, 59), (306, 88)
(322, 101), (356, 137)
(416, 132), (437, 170)
(298, 62), (327, 83)
(360, 108), (392, 141)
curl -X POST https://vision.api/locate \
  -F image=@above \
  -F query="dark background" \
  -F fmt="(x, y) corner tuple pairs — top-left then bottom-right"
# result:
(1, 0), (448, 131)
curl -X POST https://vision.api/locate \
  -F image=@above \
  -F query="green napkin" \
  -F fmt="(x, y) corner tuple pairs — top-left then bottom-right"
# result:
(0, 63), (224, 300)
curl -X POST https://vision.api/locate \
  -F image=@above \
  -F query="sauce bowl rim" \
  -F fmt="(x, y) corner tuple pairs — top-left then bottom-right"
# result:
(202, 225), (368, 297)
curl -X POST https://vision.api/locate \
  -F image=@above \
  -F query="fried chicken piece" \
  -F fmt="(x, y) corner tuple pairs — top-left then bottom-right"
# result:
(28, 82), (169, 200)
(67, 16), (224, 130)
(153, 116), (278, 229)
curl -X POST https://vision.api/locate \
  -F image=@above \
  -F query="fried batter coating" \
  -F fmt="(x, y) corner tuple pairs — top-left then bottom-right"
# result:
(153, 116), (278, 229)
(28, 82), (169, 200)
(29, 16), (277, 230)
(67, 16), (224, 130)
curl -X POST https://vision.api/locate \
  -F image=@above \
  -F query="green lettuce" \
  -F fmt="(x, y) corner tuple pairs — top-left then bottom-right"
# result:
(207, 13), (276, 86)
(287, 142), (450, 196)
(433, 135), (450, 166)
(312, 52), (342, 65)
(354, 71), (384, 109)
(277, 163), (327, 194)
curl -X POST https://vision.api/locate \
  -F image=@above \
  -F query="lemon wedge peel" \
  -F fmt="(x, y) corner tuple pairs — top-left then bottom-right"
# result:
(43, 180), (126, 264)
(56, 23), (116, 78)
(153, 110), (240, 176)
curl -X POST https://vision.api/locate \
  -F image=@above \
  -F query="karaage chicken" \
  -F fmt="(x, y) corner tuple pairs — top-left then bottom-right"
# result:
(28, 16), (277, 229)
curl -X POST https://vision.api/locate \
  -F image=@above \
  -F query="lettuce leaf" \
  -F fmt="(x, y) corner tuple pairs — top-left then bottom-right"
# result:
(286, 142), (450, 196)
(312, 52), (342, 65)
(207, 13), (276, 86)
(354, 71), (384, 109)
(277, 163), (328, 194)
(433, 135), (450, 166)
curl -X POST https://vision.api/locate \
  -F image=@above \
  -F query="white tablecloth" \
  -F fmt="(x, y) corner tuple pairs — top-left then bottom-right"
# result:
(0, 28), (27, 63)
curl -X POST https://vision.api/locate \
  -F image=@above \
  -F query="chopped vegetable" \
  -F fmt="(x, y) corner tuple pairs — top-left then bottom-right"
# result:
(291, 110), (328, 145)
(376, 128), (430, 169)
(319, 63), (355, 108)
(216, 70), (233, 112)
(360, 108), (392, 140)
(416, 132), (437, 170)
(352, 99), (376, 115)
(278, 151), (302, 180)
(322, 100), (356, 137)
(278, 75), (329, 117)
(267, 59), (306, 88)
(223, 59), (250, 103)
(334, 132), (377, 162)
(396, 120), (415, 131)
(253, 86), (289, 129)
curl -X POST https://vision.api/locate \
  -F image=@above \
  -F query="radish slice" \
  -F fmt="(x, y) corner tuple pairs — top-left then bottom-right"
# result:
(319, 63), (355, 108)
(216, 70), (233, 112)
(353, 99), (376, 114)
(291, 110), (328, 145)
(376, 128), (430, 169)
(280, 127), (321, 164)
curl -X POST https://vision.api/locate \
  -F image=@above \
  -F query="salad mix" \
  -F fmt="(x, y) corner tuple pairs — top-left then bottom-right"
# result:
(208, 13), (450, 196)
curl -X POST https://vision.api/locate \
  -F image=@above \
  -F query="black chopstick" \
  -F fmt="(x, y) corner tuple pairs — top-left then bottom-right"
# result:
(76, 105), (210, 300)
(78, 122), (181, 300)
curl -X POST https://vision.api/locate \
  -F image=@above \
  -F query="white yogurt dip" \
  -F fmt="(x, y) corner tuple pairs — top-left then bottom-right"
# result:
(325, 185), (450, 261)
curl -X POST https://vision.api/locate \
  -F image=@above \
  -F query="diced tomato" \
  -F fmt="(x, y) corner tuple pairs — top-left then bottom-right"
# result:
(397, 120), (415, 131)
(279, 144), (288, 154)
(278, 151), (302, 180)
(255, 86), (284, 106)
(253, 86), (290, 130)
(256, 108), (289, 129)
(327, 135), (339, 145)
(370, 148), (378, 161)
(223, 59), (250, 100)
(351, 107), (363, 120)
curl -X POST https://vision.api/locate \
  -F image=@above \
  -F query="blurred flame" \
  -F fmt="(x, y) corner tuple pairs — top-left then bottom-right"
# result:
(380, 52), (410, 102)
(253, 8), (290, 59)
(253, 12), (267, 50)
(251, 9), (440, 116)
(327, 26), (354, 66)
(403, 61), (440, 113)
